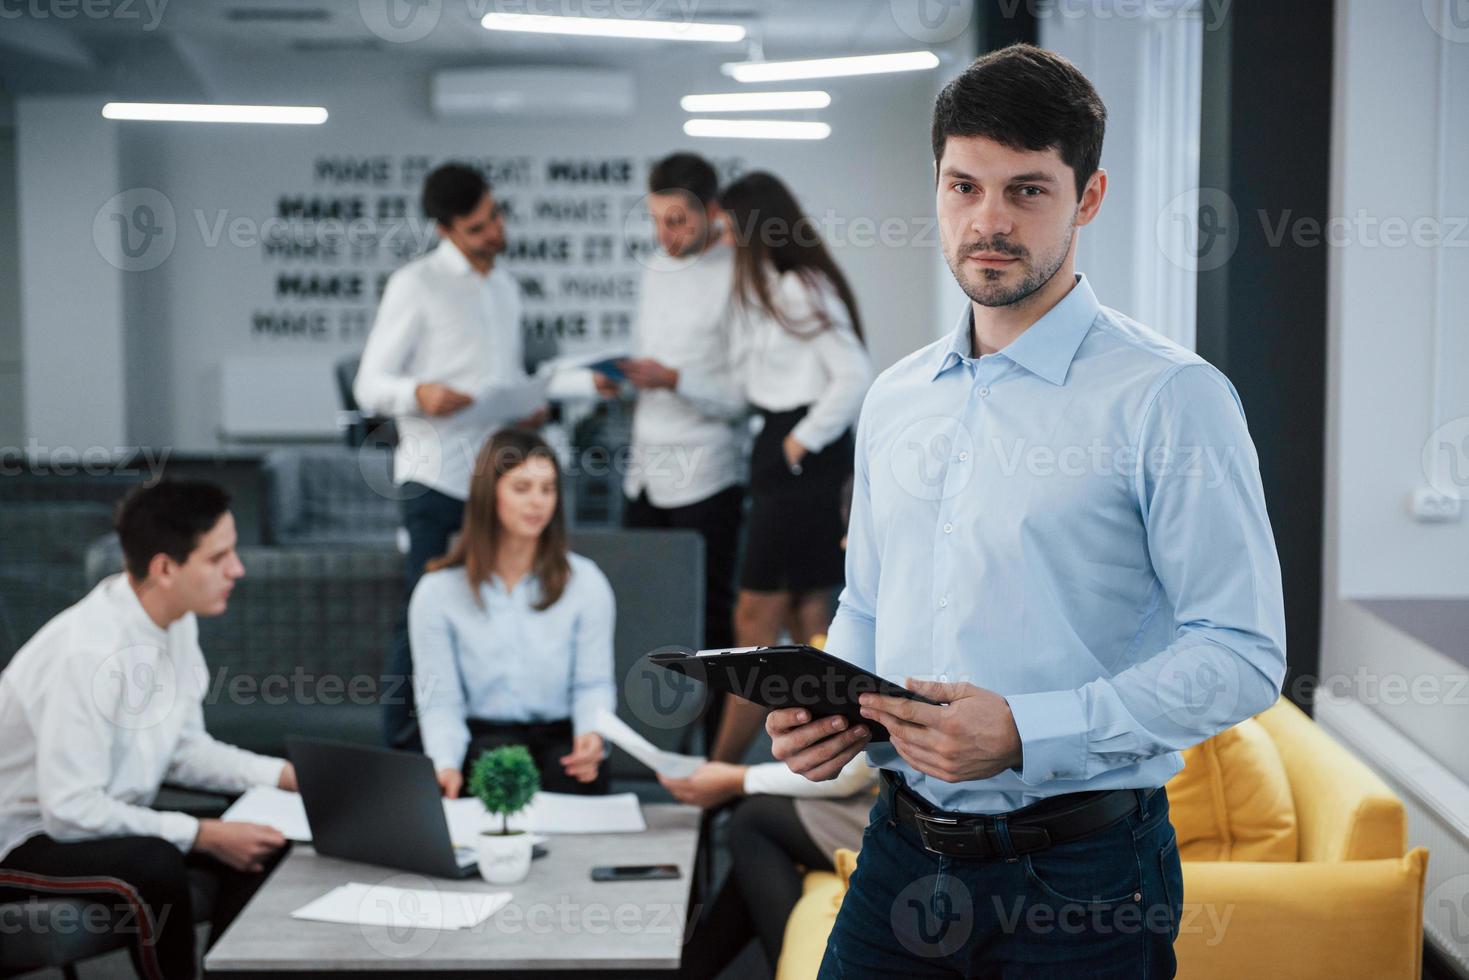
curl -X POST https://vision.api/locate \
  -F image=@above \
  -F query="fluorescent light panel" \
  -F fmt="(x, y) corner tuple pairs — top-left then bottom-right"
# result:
(723, 50), (940, 82)
(680, 90), (830, 112)
(683, 119), (831, 140)
(481, 12), (744, 42)
(102, 102), (328, 124)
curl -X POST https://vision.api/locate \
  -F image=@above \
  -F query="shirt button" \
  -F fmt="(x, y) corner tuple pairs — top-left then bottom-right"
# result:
(939, 673), (948, 683)
(943, 522), (953, 534)
(938, 596), (949, 608)
(959, 452), (969, 461)
(978, 385), (991, 397)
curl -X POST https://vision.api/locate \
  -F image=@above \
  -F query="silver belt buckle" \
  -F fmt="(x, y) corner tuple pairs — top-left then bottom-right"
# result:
(913, 811), (962, 855)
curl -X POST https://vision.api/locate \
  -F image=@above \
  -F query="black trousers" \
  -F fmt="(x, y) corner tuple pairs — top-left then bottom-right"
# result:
(384, 482), (466, 750)
(0, 834), (277, 980)
(463, 718), (611, 799)
(680, 795), (831, 978)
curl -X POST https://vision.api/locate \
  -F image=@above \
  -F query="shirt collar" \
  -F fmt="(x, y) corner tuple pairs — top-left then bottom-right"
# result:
(432, 240), (478, 277)
(105, 573), (170, 642)
(931, 273), (1100, 386)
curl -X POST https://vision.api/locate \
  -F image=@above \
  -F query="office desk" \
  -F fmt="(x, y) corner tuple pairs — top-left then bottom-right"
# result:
(204, 804), (701, 978)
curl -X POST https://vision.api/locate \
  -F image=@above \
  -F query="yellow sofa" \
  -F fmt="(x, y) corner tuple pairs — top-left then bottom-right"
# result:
(775, 698), (1429, 980)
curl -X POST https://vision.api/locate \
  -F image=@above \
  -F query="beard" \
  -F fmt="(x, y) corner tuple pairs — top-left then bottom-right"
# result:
(945, 218), (1076, 309)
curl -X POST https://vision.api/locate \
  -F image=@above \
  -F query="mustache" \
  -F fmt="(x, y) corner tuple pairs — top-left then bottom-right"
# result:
(961, 240), (1027, 258)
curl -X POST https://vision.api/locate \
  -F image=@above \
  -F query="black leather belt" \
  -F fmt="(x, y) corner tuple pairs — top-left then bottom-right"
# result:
(879, 770), (1150, 861)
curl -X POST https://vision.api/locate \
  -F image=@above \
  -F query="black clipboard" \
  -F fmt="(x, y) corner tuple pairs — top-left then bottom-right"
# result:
(648, 644), (943, 742)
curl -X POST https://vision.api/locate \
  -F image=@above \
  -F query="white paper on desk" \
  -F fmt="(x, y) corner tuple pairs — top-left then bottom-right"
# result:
(592, 707), (705, 779)
(291, 882), (510, 930)
(221, 786), (311, 842)
(443, 798), (551, 848)
(500, 791), (646, 835)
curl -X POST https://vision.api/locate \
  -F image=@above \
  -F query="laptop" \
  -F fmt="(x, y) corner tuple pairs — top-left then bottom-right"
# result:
(286, 736), (480, 879)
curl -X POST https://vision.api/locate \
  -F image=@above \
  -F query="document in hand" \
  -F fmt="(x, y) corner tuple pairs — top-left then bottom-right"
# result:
(220, 786), (312, 841)
(649, 644), (945, 742)
(592, 707), (705, 778)
(291, 882), (511, 930)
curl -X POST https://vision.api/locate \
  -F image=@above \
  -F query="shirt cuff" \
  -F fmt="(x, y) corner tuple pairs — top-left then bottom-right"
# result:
(389, 377), (421, 417)
(1003, 689), (1089, 785)
(160, 811), (202, 854)
(790, 418), (833, 455)
(572, 707), (612, 758)
(247, 755), (289, 789)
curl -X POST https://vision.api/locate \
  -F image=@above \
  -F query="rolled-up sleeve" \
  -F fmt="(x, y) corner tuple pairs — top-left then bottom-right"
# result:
(1005, 363), (1287, 784)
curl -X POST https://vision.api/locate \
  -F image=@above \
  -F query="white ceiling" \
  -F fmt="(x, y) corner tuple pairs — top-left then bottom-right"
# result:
(0, 0), (969, 96)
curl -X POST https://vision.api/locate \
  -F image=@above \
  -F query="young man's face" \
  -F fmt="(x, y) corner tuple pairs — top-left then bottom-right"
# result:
(441, 190), (506, 268)
(153, 512), (245, 617)
(648, 190), (711, 258)
(936, 134), (1103, 309)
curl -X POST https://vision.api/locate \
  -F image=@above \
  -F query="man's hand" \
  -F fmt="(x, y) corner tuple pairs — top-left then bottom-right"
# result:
(194, 820), (286, 873)
(560, 733), (604, 784)
(620, 358), (679, 391)
(592, 371), (623, 398)
(437, 768), (463, 799)
(276, 763), (297, 793)
(658, 762), (747, 809)
(415, 382), (473, 417)
(768, 708), (869, 781)
(858, 681), (1023, 783)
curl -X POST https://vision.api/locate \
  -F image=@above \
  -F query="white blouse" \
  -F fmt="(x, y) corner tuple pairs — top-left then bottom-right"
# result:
(734, 269), (875, 454)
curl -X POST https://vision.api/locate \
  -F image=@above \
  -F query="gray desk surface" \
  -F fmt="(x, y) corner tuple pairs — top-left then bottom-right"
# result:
(204, 804), (701, 977)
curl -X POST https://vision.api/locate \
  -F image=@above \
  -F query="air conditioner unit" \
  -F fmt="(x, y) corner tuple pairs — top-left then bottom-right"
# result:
(431, 67), (636, 119)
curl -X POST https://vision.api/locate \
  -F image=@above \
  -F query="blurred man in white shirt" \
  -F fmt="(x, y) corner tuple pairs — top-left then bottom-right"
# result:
(600, 153), (747, 671)
(354, 162), (540, 748)
(0, 481), (297, 980)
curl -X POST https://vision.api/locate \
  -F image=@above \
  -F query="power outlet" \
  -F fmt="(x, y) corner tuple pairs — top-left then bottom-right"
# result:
(1409, 486), (1463, 523)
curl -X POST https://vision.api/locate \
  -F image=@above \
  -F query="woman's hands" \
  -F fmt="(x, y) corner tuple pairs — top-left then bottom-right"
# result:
(560, 732), (605, 784)
(658, 762), (749, 809)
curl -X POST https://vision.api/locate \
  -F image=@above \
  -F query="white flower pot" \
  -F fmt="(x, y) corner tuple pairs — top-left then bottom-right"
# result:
(477, 830), (532, 884)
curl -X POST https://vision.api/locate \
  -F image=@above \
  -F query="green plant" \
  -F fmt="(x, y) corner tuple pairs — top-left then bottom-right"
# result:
(468, 745), (540, 835)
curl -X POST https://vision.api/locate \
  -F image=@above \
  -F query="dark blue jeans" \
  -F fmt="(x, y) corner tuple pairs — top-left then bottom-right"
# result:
(818, 784), (1182, 979)
(383, 483), (465, 749)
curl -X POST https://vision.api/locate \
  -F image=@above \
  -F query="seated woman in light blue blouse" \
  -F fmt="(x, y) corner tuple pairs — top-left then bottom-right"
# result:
(409, 427), (615, 798)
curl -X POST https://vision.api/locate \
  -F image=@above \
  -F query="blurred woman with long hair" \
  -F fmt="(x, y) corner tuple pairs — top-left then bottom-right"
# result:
(409, 427), (615, 797)
(706, 171), (875, 762)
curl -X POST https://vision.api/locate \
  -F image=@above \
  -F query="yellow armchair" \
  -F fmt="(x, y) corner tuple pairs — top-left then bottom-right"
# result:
(776, 699), (1428, 980)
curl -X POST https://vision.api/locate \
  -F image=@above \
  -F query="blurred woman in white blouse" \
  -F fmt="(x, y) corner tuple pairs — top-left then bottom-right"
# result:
(409, 427), (615, 798)
(707, 171), (876, 763)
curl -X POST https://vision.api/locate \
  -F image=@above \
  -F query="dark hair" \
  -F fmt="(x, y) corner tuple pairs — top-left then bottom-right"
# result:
(116, 480), (232, 581)
(718, 171), (864, 342)
(648, 152), (718, 208)
(931, 43), (1106, 200)
(422, 163), (490, 227)
(426, 428), (571, 611)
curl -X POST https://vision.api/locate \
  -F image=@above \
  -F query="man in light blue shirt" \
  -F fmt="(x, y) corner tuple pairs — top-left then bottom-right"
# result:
(769, 44), (1285, 978)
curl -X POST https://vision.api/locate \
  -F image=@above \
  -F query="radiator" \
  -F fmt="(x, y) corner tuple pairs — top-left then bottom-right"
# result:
(1316, 694), (1469, 976)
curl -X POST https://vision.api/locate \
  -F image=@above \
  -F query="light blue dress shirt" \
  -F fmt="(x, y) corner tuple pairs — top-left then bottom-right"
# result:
(826, 274), (1287, 814)
(409, 553), (616, 773)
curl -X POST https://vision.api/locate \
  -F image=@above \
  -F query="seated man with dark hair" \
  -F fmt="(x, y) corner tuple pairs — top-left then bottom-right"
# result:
(0, 480), (297, 980)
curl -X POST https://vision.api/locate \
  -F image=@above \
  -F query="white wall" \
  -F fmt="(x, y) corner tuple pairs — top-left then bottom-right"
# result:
(15, 96), (127, 452)
(14, 43), (969, 452)
(0, 117), (21, 450)
(1322, 0), (1469, 784)
(1042, 7), (1201, 349)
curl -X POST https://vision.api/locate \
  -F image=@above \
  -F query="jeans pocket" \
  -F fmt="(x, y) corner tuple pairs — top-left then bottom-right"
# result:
(1022, 820), (1141, 909)
(1157, 832), (1183, 942)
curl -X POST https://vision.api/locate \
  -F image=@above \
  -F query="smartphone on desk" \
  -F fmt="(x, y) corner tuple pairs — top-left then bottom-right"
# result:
(591, 864), (681, 882)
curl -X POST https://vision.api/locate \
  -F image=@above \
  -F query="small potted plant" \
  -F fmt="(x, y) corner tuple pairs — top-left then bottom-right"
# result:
(468, 745), (540, 884)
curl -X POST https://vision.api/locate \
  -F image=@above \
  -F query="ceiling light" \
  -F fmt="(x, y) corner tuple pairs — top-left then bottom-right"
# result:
(481, 12), (745, 43)
(680, 90), (831, 112)
(683, 119), (831, 140)
(102, 103), (328, 124)
(722, 50), (940, 82)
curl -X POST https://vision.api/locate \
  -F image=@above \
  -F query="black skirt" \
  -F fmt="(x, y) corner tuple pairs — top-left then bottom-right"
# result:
(740, 405), (853, 593)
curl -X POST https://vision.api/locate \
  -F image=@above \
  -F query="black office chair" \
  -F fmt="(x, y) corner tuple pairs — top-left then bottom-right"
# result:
(333, 355), (397, 450)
